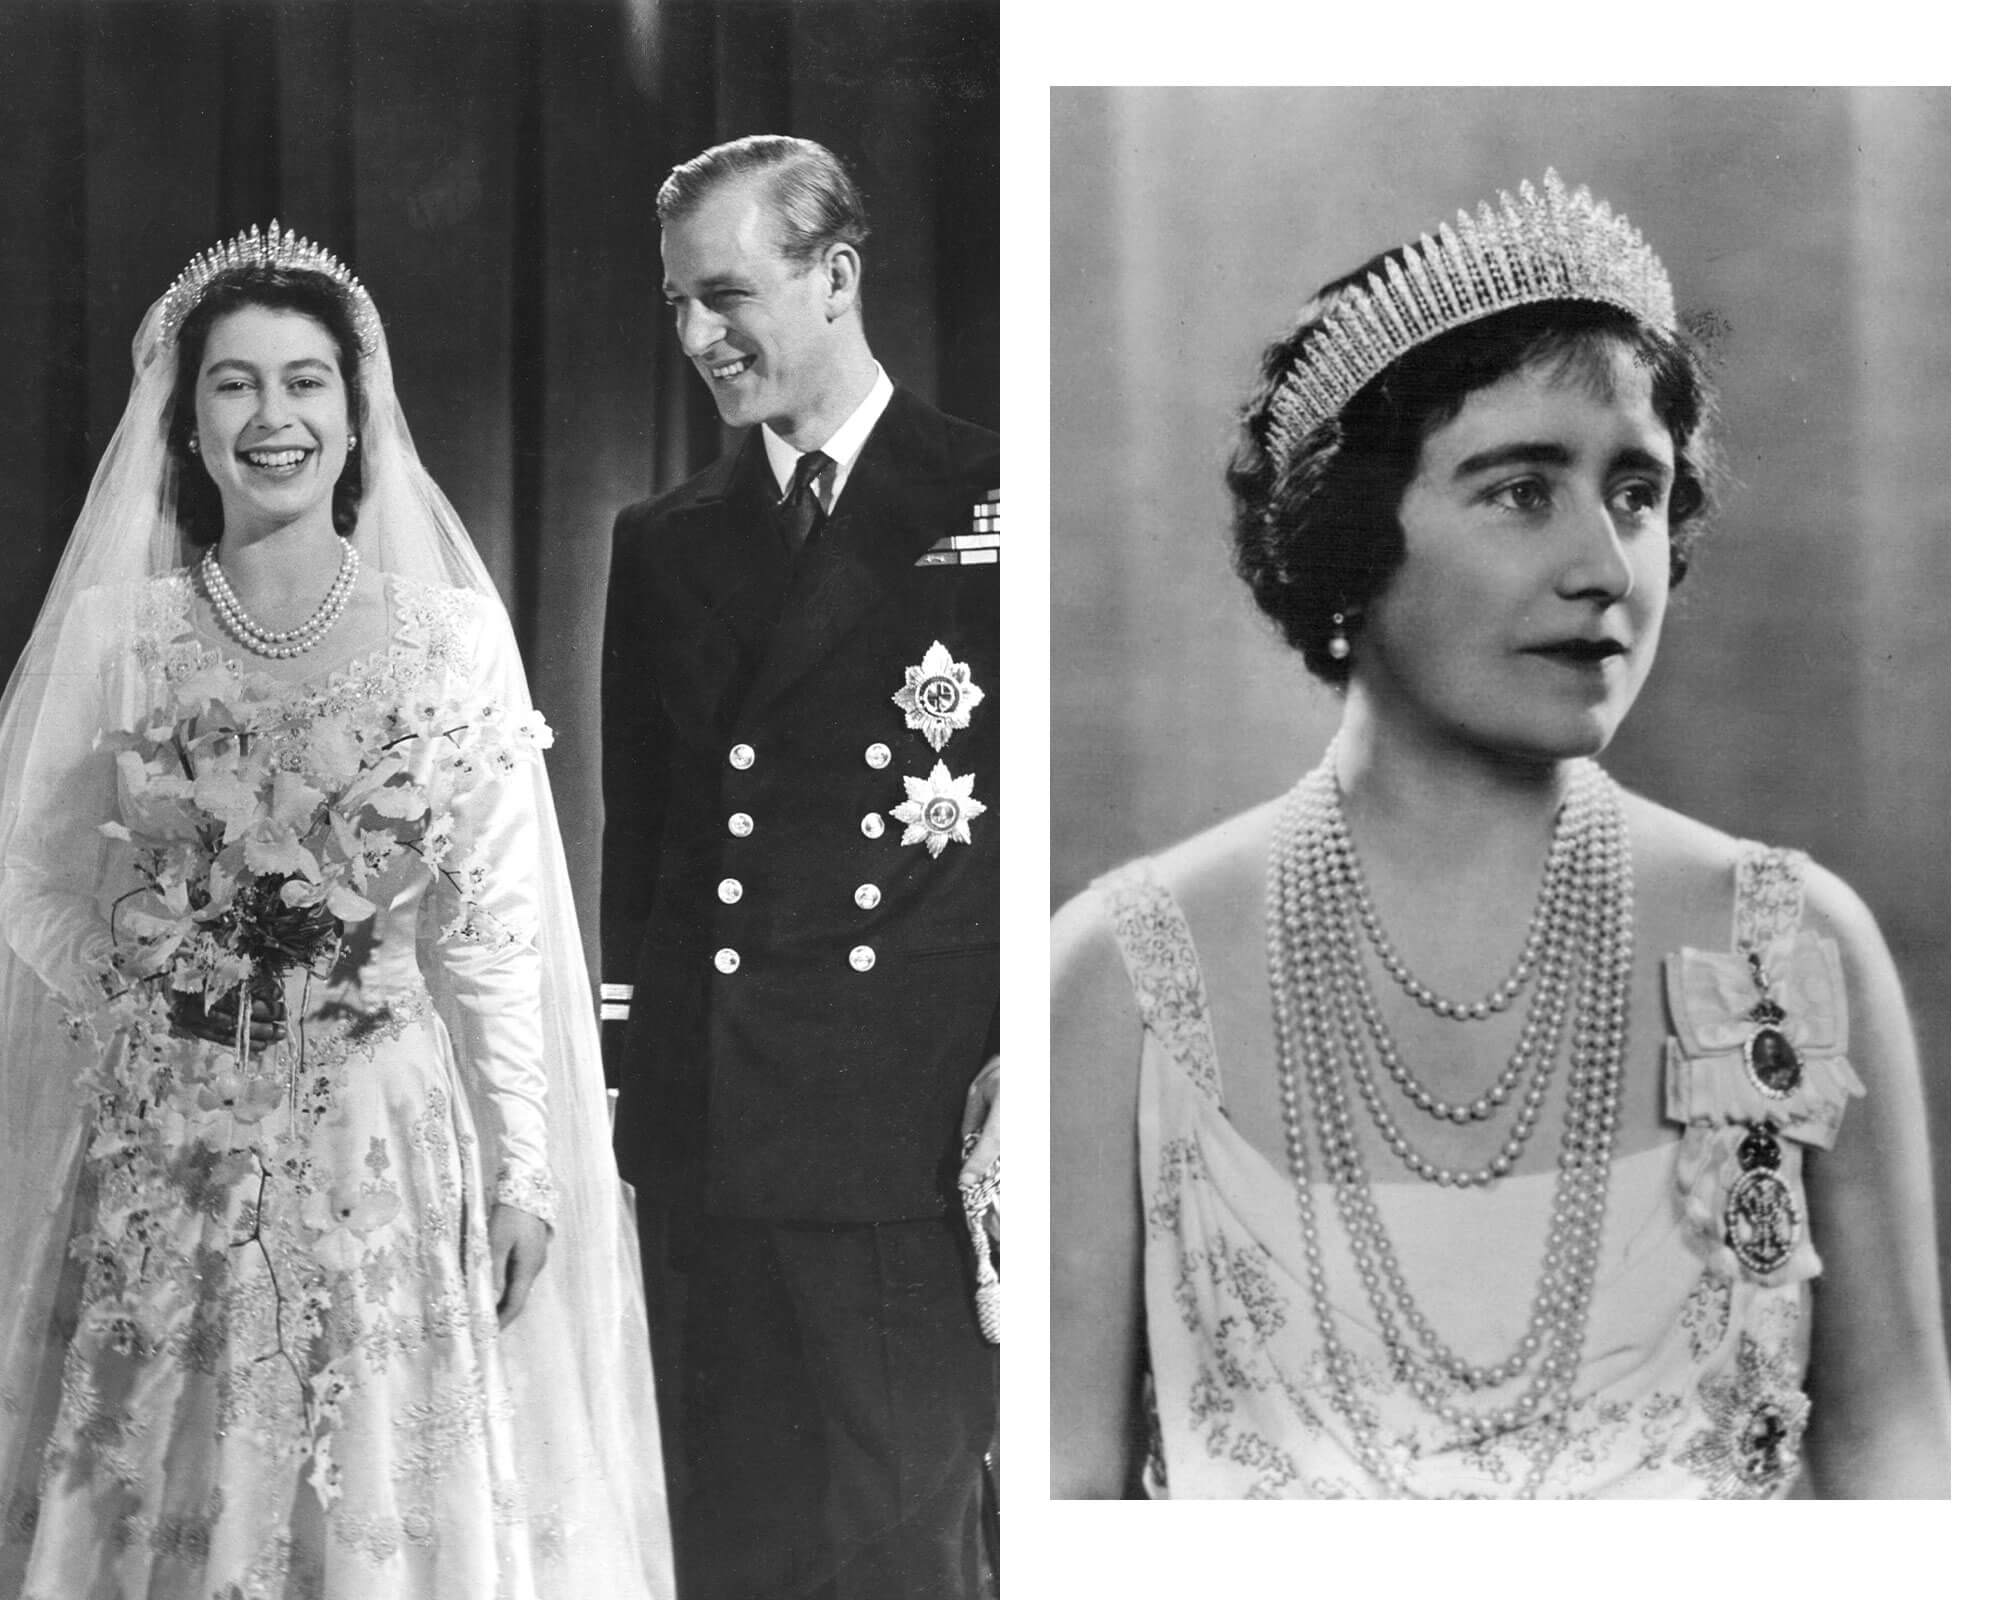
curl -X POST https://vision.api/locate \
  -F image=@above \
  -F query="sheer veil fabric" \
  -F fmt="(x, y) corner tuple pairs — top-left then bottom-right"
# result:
(0, 286), (673, 1593)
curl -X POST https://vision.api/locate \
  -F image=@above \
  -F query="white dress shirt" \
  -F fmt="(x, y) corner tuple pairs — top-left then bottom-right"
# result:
(761, 362), (894, 515)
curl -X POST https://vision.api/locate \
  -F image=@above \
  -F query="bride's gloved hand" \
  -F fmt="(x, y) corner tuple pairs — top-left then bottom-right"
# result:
(490, 1201), (551, 1329)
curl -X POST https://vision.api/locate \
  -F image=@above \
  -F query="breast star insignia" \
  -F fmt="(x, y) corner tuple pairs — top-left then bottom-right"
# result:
(892, 641), (985, 752)
(891, 761), (987, 857)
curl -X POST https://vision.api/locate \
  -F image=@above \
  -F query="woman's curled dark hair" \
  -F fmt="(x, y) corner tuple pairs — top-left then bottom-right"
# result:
(166, 265), (368, 546)
(1229, 267), (1718, 687)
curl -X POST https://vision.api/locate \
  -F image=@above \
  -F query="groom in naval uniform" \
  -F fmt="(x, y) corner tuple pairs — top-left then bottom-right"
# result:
(598, 136), (999, 1600)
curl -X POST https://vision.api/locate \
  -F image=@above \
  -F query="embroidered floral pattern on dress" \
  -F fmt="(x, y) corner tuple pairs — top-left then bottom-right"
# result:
(9, 574), (571, 1592)
(134, 570), (479, 727)
(1733, 847), (1808, 956)
(130, 571), (199, 675)
(1109, 850), (1826, 1499)
(391, 1372), (513, 1488)
(1145, 1136), (1206, 1236)
(47, 985), (440, 1526)
(331, 1509), (406, 1564)
(389, 577), (477, 679)
(1679, 1272), (1732, 1360)
(1215, 1242), (1287, 1342)
(495, 1162), (559, 1225)
(144, 1487), (225, 1563)
(1096, 861), (1226, 1108)
(1664, 846), (1863, 1287)
(1673, 1303), (1810, 1498)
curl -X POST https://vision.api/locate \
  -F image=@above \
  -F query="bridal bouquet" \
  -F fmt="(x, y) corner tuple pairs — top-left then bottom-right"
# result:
(90, 662), (548, 1059)
(69, 664), (552, 1504)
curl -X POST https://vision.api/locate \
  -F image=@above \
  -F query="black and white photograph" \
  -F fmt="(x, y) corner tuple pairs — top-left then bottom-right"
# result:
(0, 2), (1979, 1595)
(1050, 87), (1950, 1503)
(0, 2), (998, 1596)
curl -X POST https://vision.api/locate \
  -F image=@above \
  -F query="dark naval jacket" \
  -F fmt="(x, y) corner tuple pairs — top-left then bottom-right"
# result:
(601, 387), (999, 1225)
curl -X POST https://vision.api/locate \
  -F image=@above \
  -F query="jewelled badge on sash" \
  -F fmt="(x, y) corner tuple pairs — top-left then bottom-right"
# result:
(892, 761), (986, 857)
(1723, 1122), (1800, 1275)
(1662, 918), (1863, 1288)
(893, 641), (985, 752)
(1740, 951), (1804, 1097)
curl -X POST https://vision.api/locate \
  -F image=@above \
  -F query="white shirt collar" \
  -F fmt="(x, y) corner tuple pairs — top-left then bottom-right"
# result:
(761, 363), (894, 512)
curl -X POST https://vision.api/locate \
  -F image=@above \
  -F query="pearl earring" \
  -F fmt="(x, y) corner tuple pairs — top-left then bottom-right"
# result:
(347, 434), (358, 450)
(187, 435), (200, 455)
(1328, 611), (1352, 662)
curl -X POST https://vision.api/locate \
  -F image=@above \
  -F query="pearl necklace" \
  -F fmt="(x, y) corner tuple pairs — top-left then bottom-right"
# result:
(200, 542), (359, 660)
(1326, 778), (1572, 1021)
(1329, 774), (1588, 1131)
(1269, 752), (1633, 1498)
(1307, 767), (1623, 1380)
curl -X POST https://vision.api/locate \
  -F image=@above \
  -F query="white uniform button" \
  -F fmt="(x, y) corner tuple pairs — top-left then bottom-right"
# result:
(864, 742), (891, 769)
(713, 948), (741, 974)
(848, 945), (876, 972)
(727, 812), (754, 837)
(717, 878), (743, 904)
(854, 883), (881, 910)
(860, 812), (885, 839)
(729, 743), (756, 770)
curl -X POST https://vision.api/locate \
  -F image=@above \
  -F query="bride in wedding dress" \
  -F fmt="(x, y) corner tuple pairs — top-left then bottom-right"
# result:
(0, 226), (673, 1598)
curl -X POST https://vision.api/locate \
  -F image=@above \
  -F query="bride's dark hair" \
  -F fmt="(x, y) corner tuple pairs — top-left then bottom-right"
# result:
(166, 265), (369, 545)
(1229, 274), (1719, 687)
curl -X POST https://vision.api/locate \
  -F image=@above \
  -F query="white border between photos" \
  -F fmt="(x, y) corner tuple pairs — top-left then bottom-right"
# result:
(1002, 3), (1986, 1594)
(997, 3), (1055, 1587)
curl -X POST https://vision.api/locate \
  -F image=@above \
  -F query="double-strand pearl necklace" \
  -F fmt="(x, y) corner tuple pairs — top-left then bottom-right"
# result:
(200, 541), (359, 660)
(1269, 752), (1633, 1498)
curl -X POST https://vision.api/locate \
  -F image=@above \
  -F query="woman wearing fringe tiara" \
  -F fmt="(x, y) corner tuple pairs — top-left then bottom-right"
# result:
(0, 227), (673, 1594)
(1051, 173), (1948, 1498)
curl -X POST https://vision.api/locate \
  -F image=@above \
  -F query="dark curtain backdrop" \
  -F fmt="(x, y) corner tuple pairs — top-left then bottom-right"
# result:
(1051, 89), (1949, 1313)
(0, 0), (999, 980)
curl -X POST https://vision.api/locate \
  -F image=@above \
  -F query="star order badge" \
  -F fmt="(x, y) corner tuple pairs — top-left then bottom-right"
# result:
(892, 640), (985, 752)
(891, 761), (987, 857)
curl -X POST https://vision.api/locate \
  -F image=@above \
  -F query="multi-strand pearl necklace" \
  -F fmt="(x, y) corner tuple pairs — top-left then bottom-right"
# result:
(1329, 796), (1587, 1144)
(1268, 752), (1633, 1498)
(1328, 781), (1575, 1022)
(200, 541), (359, 660)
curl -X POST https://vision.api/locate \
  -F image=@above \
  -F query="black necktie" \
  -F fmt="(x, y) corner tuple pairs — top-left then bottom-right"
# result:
(777, 450), (831, 553)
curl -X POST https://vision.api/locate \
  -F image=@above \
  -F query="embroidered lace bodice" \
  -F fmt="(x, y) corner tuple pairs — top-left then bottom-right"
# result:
(1094, 842), (1858, 1499)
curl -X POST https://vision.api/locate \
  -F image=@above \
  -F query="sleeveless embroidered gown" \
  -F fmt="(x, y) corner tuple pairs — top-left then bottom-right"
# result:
(1093, 841), (1862, 1498)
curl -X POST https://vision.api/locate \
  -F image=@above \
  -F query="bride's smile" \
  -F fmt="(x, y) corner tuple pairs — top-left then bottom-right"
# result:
(192, 304), (351, 535)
